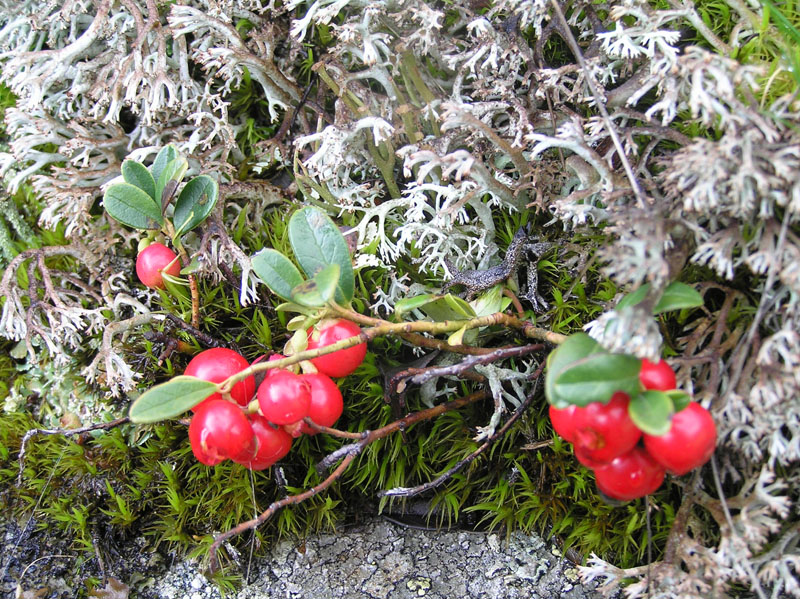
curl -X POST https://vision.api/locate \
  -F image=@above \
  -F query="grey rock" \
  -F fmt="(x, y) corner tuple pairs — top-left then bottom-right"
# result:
(154, 519), (608, 599)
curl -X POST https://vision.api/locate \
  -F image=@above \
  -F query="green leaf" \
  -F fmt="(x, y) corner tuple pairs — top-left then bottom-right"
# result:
(628, 390), (674, 436)
(617, 282), (703, 315)
(616, 285), (649, 312)
(666, 389), (691, 413)
(545, 333), (603, 408)
(129, 376), (218, 423)
(150, 145), (178, 184)
(252, 248), (305, 302)
(653, 282), (703, 314)
(394, 294), (437, 319)
(447, 324), (469, 346)
(173, 175), (218, 236)
(121, 160), (156, 200)
(103, 182), (163, 229)
(291, 264), (340, 307)
(551, 353), (642, 407)
(469, 285), (508, 317)
(288, 207), (355, 303)
(155, 156), (188, 211)
(419, 294), (477, 322)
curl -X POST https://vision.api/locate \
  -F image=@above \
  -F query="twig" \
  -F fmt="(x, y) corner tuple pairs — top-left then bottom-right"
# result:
(164, 313), (223, 348)
(17, 417), (130, 485)
(378, 380), (540, 498)
(220, 310), (563, 392)
(208, 390), (488, 573)
(400, 344), (544, 388)
(548, 0), (648, 209)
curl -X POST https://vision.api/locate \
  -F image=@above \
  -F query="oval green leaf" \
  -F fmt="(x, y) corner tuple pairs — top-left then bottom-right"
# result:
(666, 389), (692, 413)
(545, 333), (603, 407)
(122, 160), (156, 200)
(394, 294), (437, 319)
(617, 281), (704, 315)
(629, 390), (674, 436)
(129, 376), (218, 423)
(150, 145), (178, 184)
(616, 284), (650, 312)
(155, 156), (188, 211)
(252, 248), (305, 302)
(103, 182), (163, 229)
(419, 294), (477, 322)
(291, 264), (340, 307)
(653, 282), (703, 314)
(173, 175), (218, 236)
(551, 352), (642, 407)
(288, 207), (355, 303)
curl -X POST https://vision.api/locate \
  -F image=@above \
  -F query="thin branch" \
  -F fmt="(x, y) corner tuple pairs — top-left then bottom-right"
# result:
(378, 378), (540, 498)
(548, 0), (648, 209)
(400, 344), (544, 388)
(208, 389), (488, 573)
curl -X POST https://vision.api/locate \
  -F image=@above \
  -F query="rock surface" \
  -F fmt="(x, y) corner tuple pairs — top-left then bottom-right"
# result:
(154, 519), (609, 599)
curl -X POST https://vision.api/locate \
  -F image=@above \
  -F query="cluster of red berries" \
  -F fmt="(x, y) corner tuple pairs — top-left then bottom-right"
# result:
(185, 319), (366, 470)
(549, 359), (717, 501)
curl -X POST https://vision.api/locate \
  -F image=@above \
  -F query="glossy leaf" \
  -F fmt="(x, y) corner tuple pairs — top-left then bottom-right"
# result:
(252, 248), (305, 302)
(129, 376), (218, 423)
(288, 207), (355, 303)
(545, 333), (602, 408)
(629, 390), (674, 435)
(103, 182), (163, 229)
(666, 389), (692, 413)
(545, 334), (642, 408)
(291, 263), (340, 307)
(149, 145), (178, 184)
(653, 282), (703, 314)
(173, 175), (218, 235)
(551, 353), (642, 407)
(155, 156), (188, 211)
(121, 159), (156, 200)
(617, 282), (703, 315)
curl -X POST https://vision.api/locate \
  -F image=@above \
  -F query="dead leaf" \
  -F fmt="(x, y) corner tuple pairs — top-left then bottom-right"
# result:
(88, 577), (129, 599)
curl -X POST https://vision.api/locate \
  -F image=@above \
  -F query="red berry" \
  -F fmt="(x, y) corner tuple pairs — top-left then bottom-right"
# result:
(572, 392), (642, 464)
(306, 319), (366, 378)
(136, 243), (181, 289)
(189, 400), (256, 466)
(594, 446), (666, 501)
(234, 414), (292, 471)
(257, 370), (312, 426)
(549, 404), (579, 442)
(574, 445), (612, 469)
(266, 354), (289, 377)
(297, 373), (344, 436)
(185, 348), (256, 411)
(639, 359), (677, 391)
(643, 403), (717, 475)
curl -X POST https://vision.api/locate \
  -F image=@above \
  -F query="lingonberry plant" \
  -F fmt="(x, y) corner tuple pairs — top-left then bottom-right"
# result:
(545, 321), (717, 501)
(102, 145), (219, 327)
